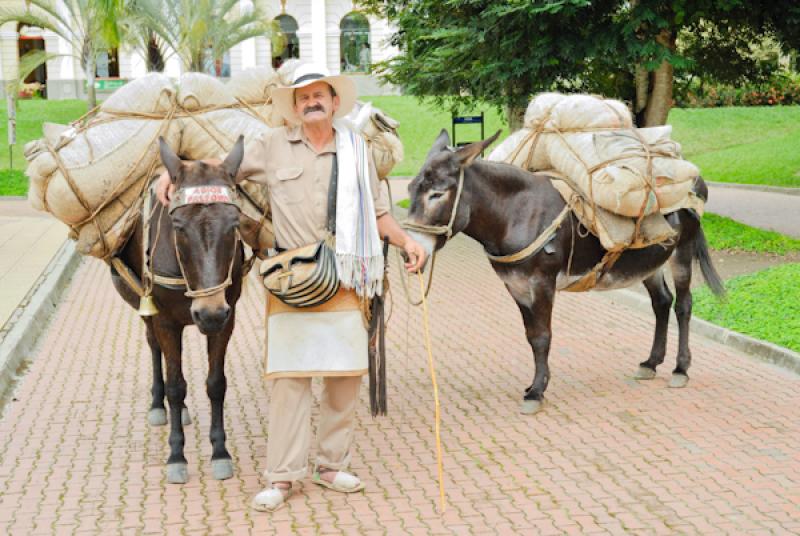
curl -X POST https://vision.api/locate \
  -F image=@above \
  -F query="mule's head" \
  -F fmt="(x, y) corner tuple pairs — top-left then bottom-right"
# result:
(159, 136), (245, 335)
(406, 129), (499, 261)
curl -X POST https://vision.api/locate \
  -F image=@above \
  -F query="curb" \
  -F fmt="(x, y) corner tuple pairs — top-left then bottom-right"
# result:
(0, 240), (82, 403)
(603, 288), (800, 376)
(707, 181), (800, 197)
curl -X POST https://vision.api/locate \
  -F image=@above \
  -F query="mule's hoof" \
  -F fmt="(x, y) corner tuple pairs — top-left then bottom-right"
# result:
(668, 374), (689, 389)
(148, 408), (167, 426)
(166, 463), (188, 484)
(211, 458), (234, 480)
(520, 399), (543, 415)
(633, 366), (657, 380)
(181, 407), (192, 426)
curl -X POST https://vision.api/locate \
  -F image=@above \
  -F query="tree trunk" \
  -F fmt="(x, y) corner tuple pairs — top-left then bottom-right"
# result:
(506, 105), (525, 132)
(642, 31), (676, 127)
(85, 53), (97, 109)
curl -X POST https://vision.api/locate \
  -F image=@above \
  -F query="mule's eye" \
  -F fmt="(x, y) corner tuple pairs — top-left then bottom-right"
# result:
(428, 191), (445, 201)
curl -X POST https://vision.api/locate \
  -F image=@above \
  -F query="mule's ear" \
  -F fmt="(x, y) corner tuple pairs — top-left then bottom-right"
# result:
(159, 136), (182, 183)
(456, 130), (501, 167)
(424, 129), (451, 162)
(222, 135), (245, 179)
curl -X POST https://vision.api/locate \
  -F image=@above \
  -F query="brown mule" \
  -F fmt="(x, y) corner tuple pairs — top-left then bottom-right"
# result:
(110, 137), (248, 483)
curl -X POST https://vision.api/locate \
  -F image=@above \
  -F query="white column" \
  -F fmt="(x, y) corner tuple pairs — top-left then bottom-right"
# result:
(310, 0), (326, 66)
(238, 0), (257, 71)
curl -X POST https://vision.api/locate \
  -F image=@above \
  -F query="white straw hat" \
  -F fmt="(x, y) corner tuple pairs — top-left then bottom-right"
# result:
(272, 62), (357, 124)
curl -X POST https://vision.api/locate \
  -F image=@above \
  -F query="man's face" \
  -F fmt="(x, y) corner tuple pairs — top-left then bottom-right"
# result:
(294, 81), (339, 125)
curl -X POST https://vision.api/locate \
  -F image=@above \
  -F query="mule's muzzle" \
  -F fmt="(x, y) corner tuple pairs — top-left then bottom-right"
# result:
(190, 295), (231, 334)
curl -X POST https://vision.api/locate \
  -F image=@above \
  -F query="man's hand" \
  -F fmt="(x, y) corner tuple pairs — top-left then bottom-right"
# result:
(402, 236), (428, 273)
(155, 171), (174, 207)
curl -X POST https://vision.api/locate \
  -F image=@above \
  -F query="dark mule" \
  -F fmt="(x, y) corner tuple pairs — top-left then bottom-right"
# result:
(111, 137), (247, 482)
(406, 130), (725, 414)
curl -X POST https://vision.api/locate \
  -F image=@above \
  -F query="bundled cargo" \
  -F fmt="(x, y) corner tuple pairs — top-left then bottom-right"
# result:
(488, 92), (703, 251)
(488, 92), (700, 219)
(25, 67), (403, 260)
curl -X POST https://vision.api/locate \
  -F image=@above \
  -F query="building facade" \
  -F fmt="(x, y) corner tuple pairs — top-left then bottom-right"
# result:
(0, 0), (400, 100)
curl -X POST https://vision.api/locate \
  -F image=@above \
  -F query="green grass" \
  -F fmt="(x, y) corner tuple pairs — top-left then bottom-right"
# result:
(0, 98), (87, 195)
(701, 213), (800, 255)
(0, 169), (27, 196)
(396, 198), (410, 209)
(366, 96), (508, 176)
(693, 263), (800, 353)
(668, 106), (800, 188)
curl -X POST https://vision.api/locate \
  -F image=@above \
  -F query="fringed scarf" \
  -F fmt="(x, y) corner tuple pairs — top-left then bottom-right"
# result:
(333, 120), (384, 298)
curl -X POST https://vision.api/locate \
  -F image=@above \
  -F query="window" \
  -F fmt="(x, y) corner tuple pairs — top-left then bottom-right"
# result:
(272, 15), (299, 69)
(340, 12), (370, 73)
(17, 23), (47, 86)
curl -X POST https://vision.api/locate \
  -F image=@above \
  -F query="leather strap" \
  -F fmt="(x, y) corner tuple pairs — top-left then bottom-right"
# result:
(327, 153), (338, 235)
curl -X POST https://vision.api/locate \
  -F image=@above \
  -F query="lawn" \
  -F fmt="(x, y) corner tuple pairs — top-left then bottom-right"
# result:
(700, 213), (800, 255)
(668, 106), (800, 188)
(0, 98), (87, 196)
(693, 263), (800, 353)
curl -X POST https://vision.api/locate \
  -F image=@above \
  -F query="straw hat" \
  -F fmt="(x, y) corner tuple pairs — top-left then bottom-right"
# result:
(272, 63), (357, 124)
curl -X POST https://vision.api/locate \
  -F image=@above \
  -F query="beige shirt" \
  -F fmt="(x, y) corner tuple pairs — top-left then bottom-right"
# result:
(238, 125), (390, 250)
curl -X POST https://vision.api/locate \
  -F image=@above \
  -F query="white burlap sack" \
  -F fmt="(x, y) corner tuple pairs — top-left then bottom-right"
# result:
(26, 119), (181, 225)
(227, 68), (284, 127)
(487, 128), (551, 170)
(100, 73), (176, 114)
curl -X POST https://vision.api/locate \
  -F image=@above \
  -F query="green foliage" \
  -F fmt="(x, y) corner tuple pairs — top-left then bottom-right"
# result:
(693, 264), (800, 353)
(396, 198), (410, 209)
(701, 213), (800, 255)
(132, 0), (273, 72)
(676, 72), (800, 108)
(362, 0), (794, 122)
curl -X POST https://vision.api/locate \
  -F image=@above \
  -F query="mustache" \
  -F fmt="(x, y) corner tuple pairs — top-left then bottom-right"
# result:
(303, 104), (325, 115)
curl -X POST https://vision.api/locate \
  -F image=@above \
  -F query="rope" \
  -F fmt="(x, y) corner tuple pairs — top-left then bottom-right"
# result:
(486, 205), (571, 264)
(417, 270), (446, 513)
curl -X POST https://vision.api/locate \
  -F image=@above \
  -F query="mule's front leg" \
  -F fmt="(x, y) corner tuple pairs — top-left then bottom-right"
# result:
(155, 322), (190, 484)
(635, 270), (673, 380)
(206, 316), (234, 480)
(509, 278), (556, 415)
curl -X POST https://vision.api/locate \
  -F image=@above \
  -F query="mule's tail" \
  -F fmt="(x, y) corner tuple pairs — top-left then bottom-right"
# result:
(693, 223), (726, 297)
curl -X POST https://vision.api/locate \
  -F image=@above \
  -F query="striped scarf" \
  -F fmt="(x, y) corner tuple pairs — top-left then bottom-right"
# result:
(333, 120), (384, 298)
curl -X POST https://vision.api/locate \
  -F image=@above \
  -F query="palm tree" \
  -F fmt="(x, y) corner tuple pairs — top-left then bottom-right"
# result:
(131, 0), (273, 73)
(0, 0), (124, 108)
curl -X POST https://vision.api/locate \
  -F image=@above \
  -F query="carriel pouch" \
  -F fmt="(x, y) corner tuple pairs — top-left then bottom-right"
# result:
(260, 154), (341, 308)
(260, 236), (340, 307)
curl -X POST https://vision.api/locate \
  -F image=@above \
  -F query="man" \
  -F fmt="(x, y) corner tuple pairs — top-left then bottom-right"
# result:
(156, 63), (426, 512)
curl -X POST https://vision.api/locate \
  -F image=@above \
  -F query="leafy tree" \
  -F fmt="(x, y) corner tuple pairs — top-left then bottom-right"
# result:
(363, 0), (798, 127)
(0, 0), (124, 107)
(131, 0), (273, 73)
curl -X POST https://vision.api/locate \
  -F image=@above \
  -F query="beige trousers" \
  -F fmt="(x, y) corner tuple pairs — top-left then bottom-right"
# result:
(265, 375), (362, 484)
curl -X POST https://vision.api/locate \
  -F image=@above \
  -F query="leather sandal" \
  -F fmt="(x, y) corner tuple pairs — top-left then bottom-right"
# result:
(251, 483), (292, 512)
(311, 468), (365, 493)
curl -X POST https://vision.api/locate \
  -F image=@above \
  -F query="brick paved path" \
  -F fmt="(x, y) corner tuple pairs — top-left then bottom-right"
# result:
(1, 234), (799, 535)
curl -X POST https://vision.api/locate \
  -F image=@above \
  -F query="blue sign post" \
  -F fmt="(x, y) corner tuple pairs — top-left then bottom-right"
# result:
(451, 111), (485, 155)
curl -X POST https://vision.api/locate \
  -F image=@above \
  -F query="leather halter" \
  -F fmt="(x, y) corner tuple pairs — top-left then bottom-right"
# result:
(145, 184), (244, 299)
(402, 167), (466, 240)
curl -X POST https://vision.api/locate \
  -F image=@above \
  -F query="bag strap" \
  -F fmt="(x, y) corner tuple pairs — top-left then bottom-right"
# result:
(327, 153), (338, 234)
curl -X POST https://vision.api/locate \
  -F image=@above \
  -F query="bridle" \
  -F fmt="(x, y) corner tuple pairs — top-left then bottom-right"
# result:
(143, 184), (245, 299)
(401, 167), (466, 241)
(399, 167), (466, 306)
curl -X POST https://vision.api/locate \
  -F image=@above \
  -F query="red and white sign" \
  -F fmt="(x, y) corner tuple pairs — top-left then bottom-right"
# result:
(183, 186), (233, 205)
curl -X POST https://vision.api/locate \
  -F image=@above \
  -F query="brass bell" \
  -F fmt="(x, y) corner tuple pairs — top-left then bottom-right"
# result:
(138, 294), (159, 317)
